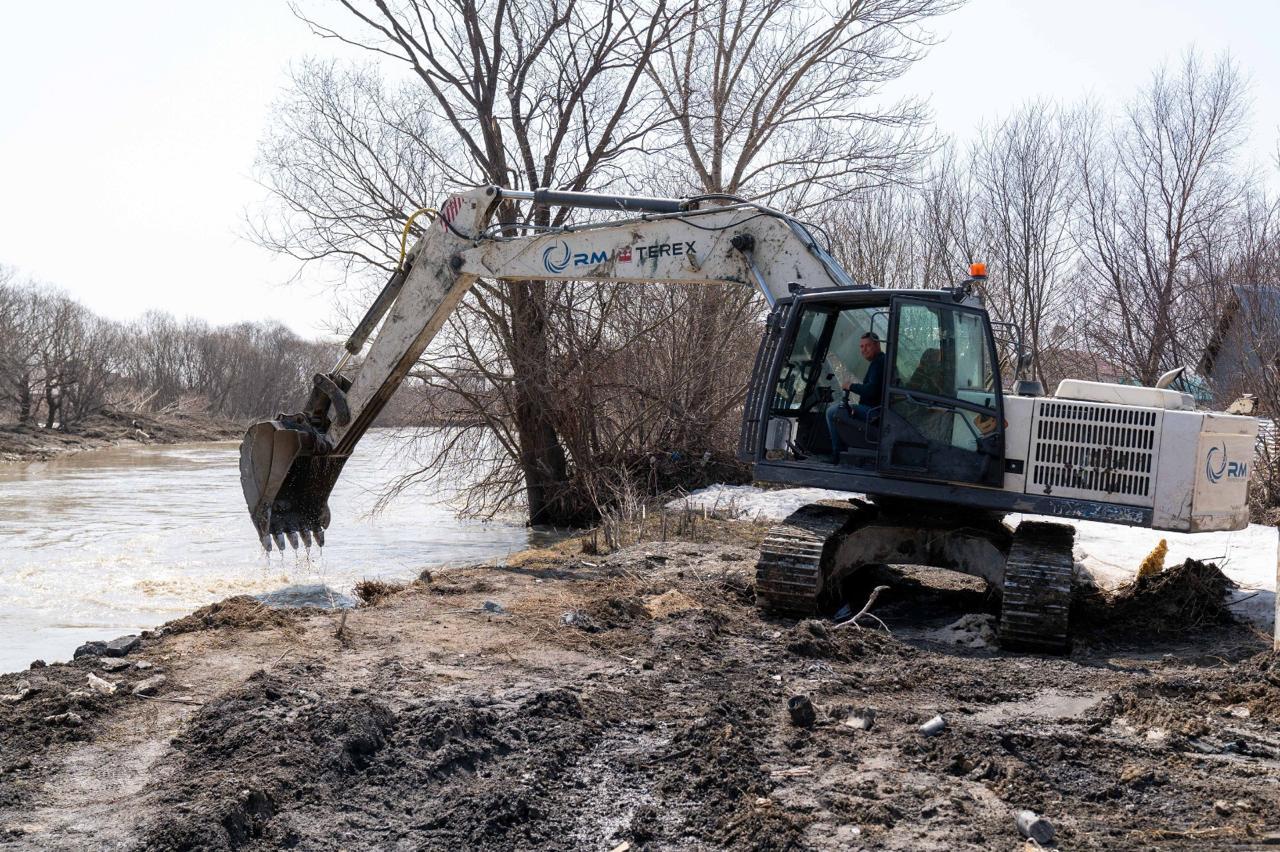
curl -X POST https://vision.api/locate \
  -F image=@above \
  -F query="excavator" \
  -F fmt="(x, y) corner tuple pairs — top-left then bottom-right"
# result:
(239, 185), (1259, 652)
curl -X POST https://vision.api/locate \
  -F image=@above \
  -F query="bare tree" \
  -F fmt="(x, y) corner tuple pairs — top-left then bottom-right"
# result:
(635, 0), (958, 512)
(0, 269), (27, 421)
(257, 0), (686, 524)
(57, 314), (122, 426)
(1074, 51), (1250, 385)
(0, 272), (47, 424)
(916, 146), (980, 288)
(251, 0), (966, 524)
(971, 102), (1079, 387)
(649, 0), (954, 206)
(821, 183), (930, 287)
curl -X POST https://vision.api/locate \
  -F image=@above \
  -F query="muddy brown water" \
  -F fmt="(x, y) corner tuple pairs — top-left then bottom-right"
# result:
(0, 429), (543, 672)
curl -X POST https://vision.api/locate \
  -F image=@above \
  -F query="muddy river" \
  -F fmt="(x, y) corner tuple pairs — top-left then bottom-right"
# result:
(0, 430), (540, 672)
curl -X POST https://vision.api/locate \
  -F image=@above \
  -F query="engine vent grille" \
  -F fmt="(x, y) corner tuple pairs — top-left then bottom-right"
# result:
(1028, 400), (1161, 506)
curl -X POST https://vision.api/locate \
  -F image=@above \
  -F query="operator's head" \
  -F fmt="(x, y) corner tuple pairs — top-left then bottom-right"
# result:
(859, 332), (881, 361)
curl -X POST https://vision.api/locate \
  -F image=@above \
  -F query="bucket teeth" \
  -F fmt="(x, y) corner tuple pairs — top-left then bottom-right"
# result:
(261, 534), (273, 553)
(314, 528), (325, 548)
(300, 528), (313, 548)
(239, 419), (345, 552)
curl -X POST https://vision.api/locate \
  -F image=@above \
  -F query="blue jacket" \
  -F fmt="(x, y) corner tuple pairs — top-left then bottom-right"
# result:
(850, 352), (885, 408)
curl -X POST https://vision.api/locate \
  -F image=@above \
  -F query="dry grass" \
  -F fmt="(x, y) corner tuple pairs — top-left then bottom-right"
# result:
(580, 502), (772, 556)
(353, 579), (408, 606)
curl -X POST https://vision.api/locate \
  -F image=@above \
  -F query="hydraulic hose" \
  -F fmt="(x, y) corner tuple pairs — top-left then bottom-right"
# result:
(398, 207), (438, 269)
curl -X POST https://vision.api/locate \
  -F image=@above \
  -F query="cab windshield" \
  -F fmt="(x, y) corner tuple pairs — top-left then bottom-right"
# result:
(772, 305), (887, 413)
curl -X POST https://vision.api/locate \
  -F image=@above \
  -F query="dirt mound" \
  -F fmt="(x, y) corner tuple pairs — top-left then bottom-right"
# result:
(10, 530), (1280, 850)
(1207, 650), (1280, 724)
(138, 667), (398, 849)
(1099, 650), (1280, 735)
(1075, 558), (1237, 641)
(555, 584), (720, 635)
(0, 659), (162, 808)
(1245, 649), (1280, 684)
(579, 594), (650, 630)
(161, 596), (297, 635)
(139, 669), (605, 851)
(785, 619), (902, 662)
(0, 408), (240, 462)
(425, 576), (499, 596)
(641, 698), (804, 849)
(90, 407), (241, 444)
(0, 667), (108, 792)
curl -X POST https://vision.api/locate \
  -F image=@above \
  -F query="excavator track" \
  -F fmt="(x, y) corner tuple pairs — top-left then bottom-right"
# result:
(755, 502), (868, 615)
(999, 521), (1075, 654)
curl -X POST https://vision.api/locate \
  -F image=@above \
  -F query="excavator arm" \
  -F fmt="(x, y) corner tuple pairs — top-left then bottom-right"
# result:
(239, 185), (857, 550)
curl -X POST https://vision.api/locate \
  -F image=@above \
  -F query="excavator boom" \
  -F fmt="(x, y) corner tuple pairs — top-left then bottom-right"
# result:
(239, 185), (849, 549)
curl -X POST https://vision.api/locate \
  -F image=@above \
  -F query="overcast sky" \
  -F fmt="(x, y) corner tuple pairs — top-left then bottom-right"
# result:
(2, 0), (1278, 339)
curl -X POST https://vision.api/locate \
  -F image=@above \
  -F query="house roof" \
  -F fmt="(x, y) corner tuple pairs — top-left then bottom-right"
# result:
(1201, 283), (1280, 374)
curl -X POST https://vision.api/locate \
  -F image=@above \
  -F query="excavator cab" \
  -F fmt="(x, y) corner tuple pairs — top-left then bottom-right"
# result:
(741, 287), (1006, 494)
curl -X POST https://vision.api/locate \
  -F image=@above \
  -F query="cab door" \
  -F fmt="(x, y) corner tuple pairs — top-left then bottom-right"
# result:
(876, 297), (1005, 486)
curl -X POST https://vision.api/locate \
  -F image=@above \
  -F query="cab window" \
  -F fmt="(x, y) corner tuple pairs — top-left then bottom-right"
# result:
(773, 304), (886, 415)
(772, 309), (826, 411)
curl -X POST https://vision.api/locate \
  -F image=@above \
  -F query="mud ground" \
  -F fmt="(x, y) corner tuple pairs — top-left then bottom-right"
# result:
(1, 523), (1278, 850)
(0, 408), (240, 463)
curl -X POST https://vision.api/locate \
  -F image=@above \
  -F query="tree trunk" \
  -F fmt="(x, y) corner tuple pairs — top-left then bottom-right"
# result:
(44, 381), (57, 429)
(507, 279), (575, 525)
(16, 375), (32, 424)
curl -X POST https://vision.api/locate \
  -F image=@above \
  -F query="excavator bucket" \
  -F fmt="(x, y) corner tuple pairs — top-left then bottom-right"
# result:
(238, 418), (347, 551)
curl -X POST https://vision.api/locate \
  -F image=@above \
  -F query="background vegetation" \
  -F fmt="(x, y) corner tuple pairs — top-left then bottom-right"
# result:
(6, 0), (1278, 525)
(0, 267), (331, 428)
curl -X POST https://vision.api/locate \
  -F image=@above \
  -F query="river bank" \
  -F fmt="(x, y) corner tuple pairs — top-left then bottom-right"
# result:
(0, 409), (242, 464)
(0, 430), (539, 673)
(2, 518), (1278, 850)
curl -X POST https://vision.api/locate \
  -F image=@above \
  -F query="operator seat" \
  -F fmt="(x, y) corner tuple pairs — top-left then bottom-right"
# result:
(901, 347), (951, 444)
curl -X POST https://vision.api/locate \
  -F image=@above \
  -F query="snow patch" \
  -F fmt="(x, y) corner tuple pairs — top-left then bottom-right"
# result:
(1011, 512), (1278, 633)
(665, 484), (862, 522)
(927, 613), (997, 648)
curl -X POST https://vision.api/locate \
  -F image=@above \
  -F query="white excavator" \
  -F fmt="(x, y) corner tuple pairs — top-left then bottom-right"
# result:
(239, 185), (1258, 652)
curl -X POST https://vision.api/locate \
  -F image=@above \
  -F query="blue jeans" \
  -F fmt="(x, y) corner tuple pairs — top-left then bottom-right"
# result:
(826, 400), (872, 458)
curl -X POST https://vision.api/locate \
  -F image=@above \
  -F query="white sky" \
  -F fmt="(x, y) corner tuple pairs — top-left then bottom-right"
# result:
(2, 0), (1278, 339)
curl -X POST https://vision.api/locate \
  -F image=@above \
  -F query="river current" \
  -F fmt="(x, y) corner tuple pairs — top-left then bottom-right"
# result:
(0, 430), (538, 672)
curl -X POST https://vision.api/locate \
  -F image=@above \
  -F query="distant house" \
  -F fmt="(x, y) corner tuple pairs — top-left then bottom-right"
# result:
(1200, 283), (1280, 410)
(1047, 348), (1128, 386)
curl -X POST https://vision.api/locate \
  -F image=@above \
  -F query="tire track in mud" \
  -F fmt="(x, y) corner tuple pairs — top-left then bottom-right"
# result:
(132, 607), (807, 851)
